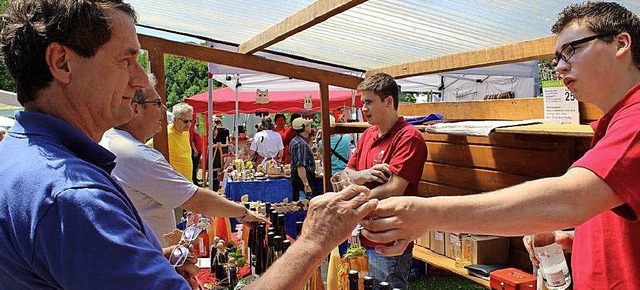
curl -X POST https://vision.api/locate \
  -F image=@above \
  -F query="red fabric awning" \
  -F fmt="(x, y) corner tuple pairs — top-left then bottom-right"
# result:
(185, 87), (360, 114)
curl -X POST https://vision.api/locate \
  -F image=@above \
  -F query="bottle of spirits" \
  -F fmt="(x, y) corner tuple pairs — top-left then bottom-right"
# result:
(363, 276), (374, 290)
(348, 270), (359, 290)
(277, 214), (286, 238)
(282, 240), (291, 253)
(265, 231), (275, 269)
(295, 221), (304, 239)
(379, 281), (391, 290)
(273, 235), (283, 261)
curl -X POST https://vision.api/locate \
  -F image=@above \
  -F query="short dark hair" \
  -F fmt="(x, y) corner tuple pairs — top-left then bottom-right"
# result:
(289, 113), (301, 125)
(357, 73), (400, 109)
(552, 1), (640, 69)
(0, 0), (137, 105)
(274, 113), (286, 123)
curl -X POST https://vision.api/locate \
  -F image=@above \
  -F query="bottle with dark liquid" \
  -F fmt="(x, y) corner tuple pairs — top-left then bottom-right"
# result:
(273, 235), (283, 261)
(265, 231), (275, 269)
(378, 281), (391, 290)
(295, 221), (304, 239)
(363, 276), (374, 290)
(277, 213), (286, 238)
(282, 240), (291, 253)
(348, 270), (359, 290)
(255, 223), (267, 275)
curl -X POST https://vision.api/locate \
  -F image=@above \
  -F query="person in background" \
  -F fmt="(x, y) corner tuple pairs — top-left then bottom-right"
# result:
(249, 116), (283, 164)
(189, 116), (203, 186)
(210, 116), (230, 190)
(290, 117), (322, 201)
(318, 115), (353, 176)
(274, 113), (292, 163)
(0, 1), (195, 288)
(100, 76), (267, 248)
(360, 2), (640, 289)
(344, 73), (428, 290)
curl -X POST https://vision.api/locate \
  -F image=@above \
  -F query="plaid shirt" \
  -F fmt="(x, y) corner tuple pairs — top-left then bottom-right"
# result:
(289, 135), (315, 173)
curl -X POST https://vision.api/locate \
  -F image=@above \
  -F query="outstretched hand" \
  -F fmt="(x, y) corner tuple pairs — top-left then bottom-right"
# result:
(298, 184), (378, 250)
(352, 163), (392, 185)
(360, 196), (430, 256)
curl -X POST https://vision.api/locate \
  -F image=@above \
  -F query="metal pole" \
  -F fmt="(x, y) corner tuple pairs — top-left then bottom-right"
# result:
(207, 72), (214, 190)
(235, 76), (240, 157)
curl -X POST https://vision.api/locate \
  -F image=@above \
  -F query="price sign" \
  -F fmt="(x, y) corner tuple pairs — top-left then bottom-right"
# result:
(542, 80), (580, 124)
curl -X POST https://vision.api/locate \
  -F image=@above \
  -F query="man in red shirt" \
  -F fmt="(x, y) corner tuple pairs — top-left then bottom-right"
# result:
(360, 2), (640, 289)
(344, 73), (428, 289)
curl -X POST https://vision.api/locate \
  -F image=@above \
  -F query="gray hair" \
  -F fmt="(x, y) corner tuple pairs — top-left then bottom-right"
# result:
(132, 73), (156, 104)
(172, 102), (193, 118)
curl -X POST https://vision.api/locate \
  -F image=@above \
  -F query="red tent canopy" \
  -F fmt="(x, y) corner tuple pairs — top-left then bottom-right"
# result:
(185, 87), (361, 114)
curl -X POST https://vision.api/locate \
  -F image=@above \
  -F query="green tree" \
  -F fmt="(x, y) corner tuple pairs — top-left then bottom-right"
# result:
(164, 55), (221, 110)
(0, 0), (17, 92)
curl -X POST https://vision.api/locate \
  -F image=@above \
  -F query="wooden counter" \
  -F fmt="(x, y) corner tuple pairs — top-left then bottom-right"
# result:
(413, 246), (490, 288)
(494, 123), (593, 137)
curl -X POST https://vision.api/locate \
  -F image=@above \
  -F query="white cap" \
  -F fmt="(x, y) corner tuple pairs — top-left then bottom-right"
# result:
(292, 117), (312, 130)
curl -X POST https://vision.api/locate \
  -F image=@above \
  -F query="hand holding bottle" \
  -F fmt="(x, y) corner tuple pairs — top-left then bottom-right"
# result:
(523, 230), (573, 268)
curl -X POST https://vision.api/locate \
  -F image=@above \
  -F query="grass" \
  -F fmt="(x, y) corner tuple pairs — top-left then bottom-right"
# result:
(408, 267), (487, 289)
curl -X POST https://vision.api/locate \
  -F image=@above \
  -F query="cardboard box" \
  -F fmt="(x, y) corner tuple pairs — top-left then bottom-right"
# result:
(415, 231), (430, 249)
(429, 231), (445, 255)
(470, 235), (509, 265)
(445, 232), (461, 259)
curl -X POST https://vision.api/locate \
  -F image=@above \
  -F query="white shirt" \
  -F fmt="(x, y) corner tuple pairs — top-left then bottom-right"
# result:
(100, 128), (198, 247)
(250, 130), (284, 160)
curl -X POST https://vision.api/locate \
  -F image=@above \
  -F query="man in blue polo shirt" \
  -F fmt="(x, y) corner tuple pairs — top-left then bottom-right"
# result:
(0, 1), (194, 289)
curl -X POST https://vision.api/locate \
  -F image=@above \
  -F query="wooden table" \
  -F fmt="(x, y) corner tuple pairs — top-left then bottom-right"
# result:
(413, 246), (490, 288)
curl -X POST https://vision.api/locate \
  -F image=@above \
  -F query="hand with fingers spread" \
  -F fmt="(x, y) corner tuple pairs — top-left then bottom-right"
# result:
(246, 184), (378, 290)
(347, 163), (392, 185)
(299, 184), (379, 249)
(523, 230), (574, 268)
(359, 196), (431, 256)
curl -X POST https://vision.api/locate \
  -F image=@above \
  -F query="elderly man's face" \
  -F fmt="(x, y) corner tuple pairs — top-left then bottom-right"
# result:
(66, 8), (147, 132)
(172, 112), (193, 133)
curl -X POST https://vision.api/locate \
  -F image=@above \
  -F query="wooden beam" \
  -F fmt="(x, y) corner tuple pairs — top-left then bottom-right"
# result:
(139, 34), (363, 89)
(368, 36), (557, 79)
(238, 0), (367, 54)
(319, 82), (332, 192)
(147, 49), (170, 161)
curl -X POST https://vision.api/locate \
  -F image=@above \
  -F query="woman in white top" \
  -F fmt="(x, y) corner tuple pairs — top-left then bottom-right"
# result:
(249, 116), (284, 164)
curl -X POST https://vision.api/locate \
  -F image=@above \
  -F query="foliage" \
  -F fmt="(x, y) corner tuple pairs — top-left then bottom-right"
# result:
(399, 92), (417, 103)
(0, 0), (16, 92)
(165, 54), (216, 110)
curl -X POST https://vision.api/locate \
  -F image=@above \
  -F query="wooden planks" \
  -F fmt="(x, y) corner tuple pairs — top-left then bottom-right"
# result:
(138, 34), (363, 90)
(368, 36), (556, 79)
(239, 0), (368, 54)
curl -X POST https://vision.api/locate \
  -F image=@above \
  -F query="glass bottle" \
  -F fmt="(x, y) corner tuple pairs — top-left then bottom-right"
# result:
(282, 239), (291, 253)
(265, 231), (275, 269)
(273, 235), (283, 261)
(295, 221), (304, 239)
(363, 276), (374, 290)
(379, 281), (391, 290)
(277, 213), (286, 238)
(453, 234), (472, 267)
(532, 232), (571, 290)
(348, 270), (359, 290)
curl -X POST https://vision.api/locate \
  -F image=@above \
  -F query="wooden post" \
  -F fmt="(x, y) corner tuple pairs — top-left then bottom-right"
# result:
(147, 49), (170, 161)
(320, 82), (332, 192)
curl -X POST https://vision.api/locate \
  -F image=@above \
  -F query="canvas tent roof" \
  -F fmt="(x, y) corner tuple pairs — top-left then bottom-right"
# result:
(185, 86), (360, 114)
(129, 0), (640, 76)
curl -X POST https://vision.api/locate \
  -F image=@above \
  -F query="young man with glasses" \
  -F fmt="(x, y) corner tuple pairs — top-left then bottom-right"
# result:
(359, 2), (640, 289)
(100, 76), (267, 248)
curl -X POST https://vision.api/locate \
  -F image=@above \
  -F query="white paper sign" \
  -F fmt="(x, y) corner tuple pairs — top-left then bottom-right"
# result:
(542, 80), (579, 124)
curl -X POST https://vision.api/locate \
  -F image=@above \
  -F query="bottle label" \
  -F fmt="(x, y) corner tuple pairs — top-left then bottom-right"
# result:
(546, 270), (566, 286)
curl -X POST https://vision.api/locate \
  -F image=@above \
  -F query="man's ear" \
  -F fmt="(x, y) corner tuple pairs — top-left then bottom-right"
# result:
(614, 32), (632, 60)
(385, 95), (394, 107)
(131, 102), (141, 114)
(45, 43), (71, 84)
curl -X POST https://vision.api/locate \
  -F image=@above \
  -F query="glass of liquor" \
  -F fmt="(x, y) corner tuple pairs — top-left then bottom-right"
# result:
(532, 232), (571, 290)
(330, 170), (352, 192)
(453, 234), (472, 267)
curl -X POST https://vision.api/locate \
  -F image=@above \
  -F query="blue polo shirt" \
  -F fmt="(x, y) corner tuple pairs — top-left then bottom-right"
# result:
(0, 111), (189, 289)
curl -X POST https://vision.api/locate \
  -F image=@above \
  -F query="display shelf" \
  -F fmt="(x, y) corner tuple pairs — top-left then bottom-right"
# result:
(333, 122), (593, 137)
(412, 245), (490, 288)
(494, 123), (594, 137)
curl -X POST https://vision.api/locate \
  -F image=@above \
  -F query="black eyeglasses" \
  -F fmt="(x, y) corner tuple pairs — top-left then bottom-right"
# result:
(553, 33), (616, 67)
(136, 99), (163, 108)
(176, 117), (193, 124)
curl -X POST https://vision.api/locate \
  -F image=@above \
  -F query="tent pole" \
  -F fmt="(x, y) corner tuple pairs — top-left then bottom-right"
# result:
(207, 72), (214, 190)
(235, 76), (240, 158)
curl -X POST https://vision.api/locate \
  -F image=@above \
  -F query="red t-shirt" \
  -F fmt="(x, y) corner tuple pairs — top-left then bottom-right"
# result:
(347, 117), (428, 249)
(570, 83), (640, 289)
